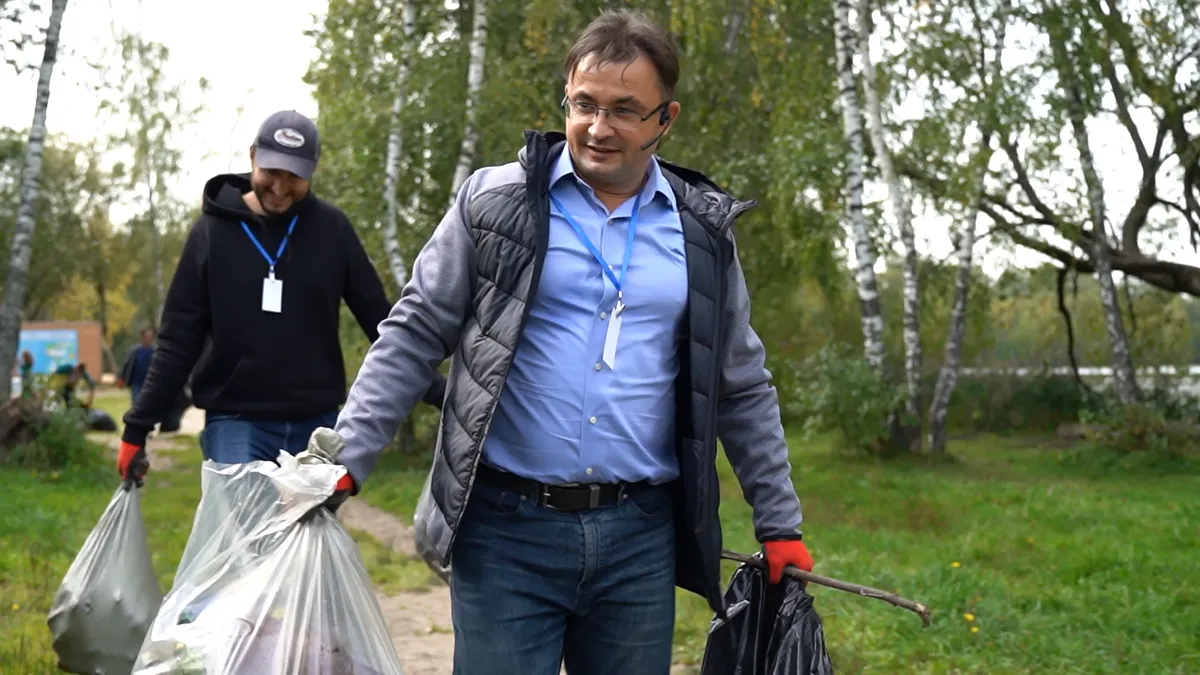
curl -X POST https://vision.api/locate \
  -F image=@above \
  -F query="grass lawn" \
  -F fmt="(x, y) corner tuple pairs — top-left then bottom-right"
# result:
(358, 433), (1200, 674)
(0, 392), (435, 673)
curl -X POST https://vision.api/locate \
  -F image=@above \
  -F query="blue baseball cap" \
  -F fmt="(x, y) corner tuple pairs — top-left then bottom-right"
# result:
(252, 110), (321, 181)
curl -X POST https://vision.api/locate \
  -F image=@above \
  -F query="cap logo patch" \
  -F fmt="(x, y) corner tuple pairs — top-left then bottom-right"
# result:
(274, 127), (305, 148)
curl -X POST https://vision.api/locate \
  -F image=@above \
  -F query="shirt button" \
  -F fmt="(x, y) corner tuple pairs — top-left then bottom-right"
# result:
(586, 467), (593, 475)
(595, 362), (602, 371)
(600, 312), (608, 320)
(589, 416), (597, 424)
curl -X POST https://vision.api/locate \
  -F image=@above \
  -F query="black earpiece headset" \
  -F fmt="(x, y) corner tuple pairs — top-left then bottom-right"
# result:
(640, 104), (672, 151)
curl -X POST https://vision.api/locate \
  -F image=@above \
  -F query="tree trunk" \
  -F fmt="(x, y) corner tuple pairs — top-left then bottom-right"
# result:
(448, 0), (488, 203)
(0, 0), (68, 402)
(832, 0), (886, 373)
(149, 174), (165, 328)
(96, 277), (109, 338)
(382, 0), (417, 292)
(927, 0), (1009, 453)
(1053, 26), (1140, 405)
(927, 151), (990, 453)
(857, 0), (921, 430)
(1073, 113), (1140, 404)
(382, 0), (420, 452)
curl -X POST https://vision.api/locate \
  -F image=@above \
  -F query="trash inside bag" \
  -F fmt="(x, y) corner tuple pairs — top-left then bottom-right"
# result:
(132, 431), (405, 675)
(48, 482), (163, 675)
(413, 465), (450, 583)
(699, 555), (834, 675)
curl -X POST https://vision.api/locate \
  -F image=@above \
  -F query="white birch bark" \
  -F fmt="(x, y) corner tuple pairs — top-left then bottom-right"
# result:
(927, 154), (991, 453)
(1050, 19), (1140, 405)
(149, 174), (164, 327)
(928, 0), (1010, 453)
(1068, 95), (1140, 404)
(448, 0), (488, 204)
(857, 0), (921, 424)
(833, 0), (886, 373)
(0, 0), (69, 401)
(382, 0), (417, 291)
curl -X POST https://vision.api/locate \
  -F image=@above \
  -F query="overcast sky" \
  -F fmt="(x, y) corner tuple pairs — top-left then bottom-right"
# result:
(1, 0), (1186, 278)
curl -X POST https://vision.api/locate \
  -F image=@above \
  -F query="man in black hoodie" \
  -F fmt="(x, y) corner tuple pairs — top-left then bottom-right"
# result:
(117, 110), (445, 487)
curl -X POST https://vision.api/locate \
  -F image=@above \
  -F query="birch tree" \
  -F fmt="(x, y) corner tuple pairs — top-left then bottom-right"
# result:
(833, 0), (886, 372)
(381, 0), (418, 291)
(928, 0), (1011, 453)
(448, 0), (488, 203)
(1045, 2), (1140, 404)
(856, 0), (921, 427)
(100, 33), (204, 328)
(0, 0), (67, 401)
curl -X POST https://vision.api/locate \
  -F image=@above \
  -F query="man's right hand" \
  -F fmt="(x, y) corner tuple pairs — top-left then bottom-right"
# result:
(118, 441), (149, 489)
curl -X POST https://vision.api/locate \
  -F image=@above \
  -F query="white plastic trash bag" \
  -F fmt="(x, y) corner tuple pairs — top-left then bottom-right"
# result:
(132, 429), (405, 675)
(47, 482), (164, 675)
(413, 466), (450, 584)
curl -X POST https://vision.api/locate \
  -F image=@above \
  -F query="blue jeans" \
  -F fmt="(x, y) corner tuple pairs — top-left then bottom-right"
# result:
(450, 479), (677, 675)
(130, 384), (142, 406)
(198, 411), (339, 463)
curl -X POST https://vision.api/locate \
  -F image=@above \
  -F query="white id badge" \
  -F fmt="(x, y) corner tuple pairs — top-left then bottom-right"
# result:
(602, 302), (624, 369)
(262, 275), (283, 313)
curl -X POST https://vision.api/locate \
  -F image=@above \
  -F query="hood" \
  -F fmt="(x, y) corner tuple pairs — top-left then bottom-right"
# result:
(517, 130), (756, 235)
(201, 173), (316, 227)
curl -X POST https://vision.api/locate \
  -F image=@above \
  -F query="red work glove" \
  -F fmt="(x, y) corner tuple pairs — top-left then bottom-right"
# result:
(302, 473), (356, 522)
(117, 441), (149, 489)
(326, 473), (355, 511)
(763, 538), (814, 584)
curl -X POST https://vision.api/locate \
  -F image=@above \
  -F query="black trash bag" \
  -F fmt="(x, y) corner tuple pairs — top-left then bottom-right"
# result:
(87, 407), (118, 432)
(699, 555), (834, 675)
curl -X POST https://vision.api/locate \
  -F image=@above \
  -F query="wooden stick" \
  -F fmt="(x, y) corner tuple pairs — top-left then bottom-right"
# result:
(720, 550), (932, 627)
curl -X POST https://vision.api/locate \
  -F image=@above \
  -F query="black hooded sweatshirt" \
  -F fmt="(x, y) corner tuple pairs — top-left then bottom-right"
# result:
(121, 173), (445, 447)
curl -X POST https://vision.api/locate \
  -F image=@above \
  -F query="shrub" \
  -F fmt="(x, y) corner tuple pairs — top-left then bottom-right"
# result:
(938, 371), (1086, 434)
(783, 343), (906, 455)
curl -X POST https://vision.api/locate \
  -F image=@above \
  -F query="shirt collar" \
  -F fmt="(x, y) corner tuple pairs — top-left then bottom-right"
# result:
(550, 145), (678, 212)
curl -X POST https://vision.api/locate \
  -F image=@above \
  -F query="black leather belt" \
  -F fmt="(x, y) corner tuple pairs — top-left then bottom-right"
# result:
(475, 462), (648, 512)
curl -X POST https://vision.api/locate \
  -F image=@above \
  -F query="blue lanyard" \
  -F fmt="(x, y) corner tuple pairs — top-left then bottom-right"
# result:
(240, 216), (298, 276)
(549, 193), (640, 302)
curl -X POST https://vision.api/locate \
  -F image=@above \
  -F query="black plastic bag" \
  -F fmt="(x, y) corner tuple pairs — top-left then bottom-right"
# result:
(699, 555), (834, 675)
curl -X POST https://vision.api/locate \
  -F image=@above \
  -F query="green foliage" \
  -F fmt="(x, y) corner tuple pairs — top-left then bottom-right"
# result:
(941, 373), (1086, 434)
(785, 342), (906, 455)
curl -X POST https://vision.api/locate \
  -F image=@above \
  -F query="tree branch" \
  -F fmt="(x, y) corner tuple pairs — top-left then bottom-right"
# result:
(998, 136), (1067, 228)
(1056, 265), (1089, 392)
(721, 550), (932, 627)
(1093, 39), (1148, 165)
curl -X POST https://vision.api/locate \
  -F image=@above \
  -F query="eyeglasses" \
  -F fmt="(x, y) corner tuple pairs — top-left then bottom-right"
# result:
(560, 96), (670, 132)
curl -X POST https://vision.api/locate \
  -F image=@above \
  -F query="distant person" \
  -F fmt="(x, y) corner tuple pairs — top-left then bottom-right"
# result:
(50, 362), (95, 409)
(116, 110), (446, 486)
(120, 328), (156, 404)
(18, 350), (34, 399)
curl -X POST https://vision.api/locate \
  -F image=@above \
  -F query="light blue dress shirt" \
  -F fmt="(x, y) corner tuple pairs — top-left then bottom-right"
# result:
(480, 146), (689, 485)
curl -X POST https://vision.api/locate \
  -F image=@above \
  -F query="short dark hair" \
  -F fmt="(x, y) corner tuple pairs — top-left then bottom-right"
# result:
(563, 10), (681, 98)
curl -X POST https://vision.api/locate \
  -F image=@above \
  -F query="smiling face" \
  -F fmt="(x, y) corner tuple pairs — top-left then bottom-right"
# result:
(249, 146), (310, 215)
(563, 53), (681, 197)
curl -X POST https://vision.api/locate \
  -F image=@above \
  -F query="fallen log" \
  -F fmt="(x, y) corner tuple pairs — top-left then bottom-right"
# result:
(0, 397), (53, 462)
